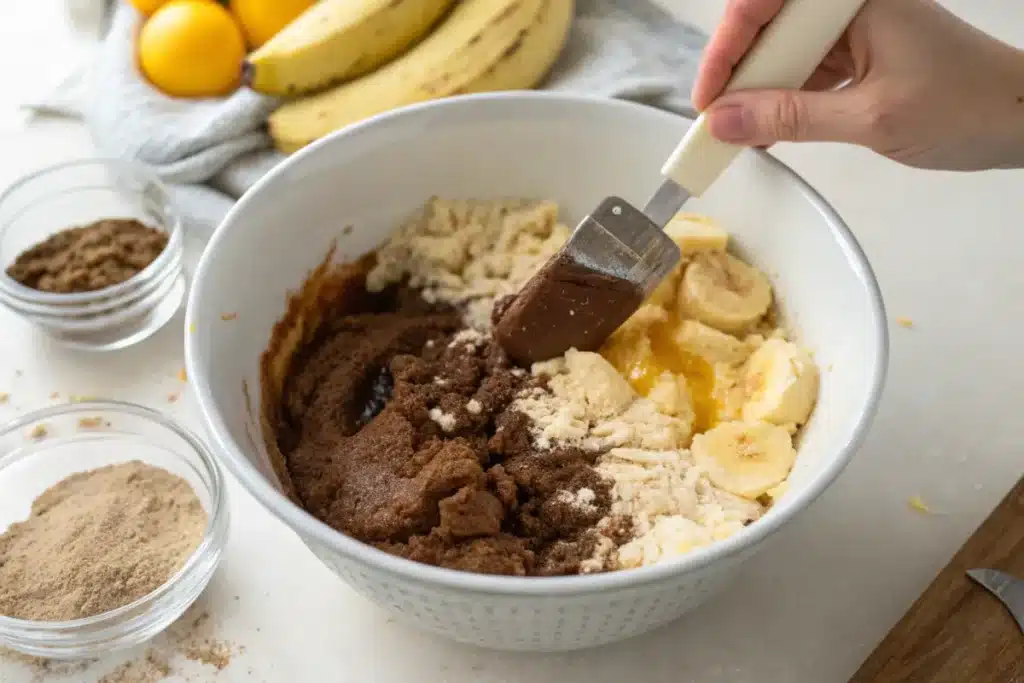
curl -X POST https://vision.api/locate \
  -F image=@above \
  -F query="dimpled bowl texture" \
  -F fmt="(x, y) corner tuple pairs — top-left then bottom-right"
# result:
(185, 93), (888, 652)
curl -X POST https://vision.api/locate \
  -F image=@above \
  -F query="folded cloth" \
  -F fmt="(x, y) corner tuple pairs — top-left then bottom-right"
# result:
(26, 0), (706, 238)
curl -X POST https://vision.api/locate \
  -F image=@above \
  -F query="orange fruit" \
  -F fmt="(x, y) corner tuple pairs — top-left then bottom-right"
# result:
(126, 0), (175, 15)
(229, 0), (317, 49)
(138, 0), (247, 98)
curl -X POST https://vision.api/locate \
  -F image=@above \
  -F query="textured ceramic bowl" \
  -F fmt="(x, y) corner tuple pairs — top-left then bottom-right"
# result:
(0, 401), (228, 659)
(185, 93), (888, 652)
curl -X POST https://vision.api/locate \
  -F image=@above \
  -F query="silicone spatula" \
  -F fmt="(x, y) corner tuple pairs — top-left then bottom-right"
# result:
(494, 0), (870, 365)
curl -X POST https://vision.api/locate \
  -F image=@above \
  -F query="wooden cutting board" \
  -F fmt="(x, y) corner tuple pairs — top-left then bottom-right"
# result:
(848, 477), (1024, 683)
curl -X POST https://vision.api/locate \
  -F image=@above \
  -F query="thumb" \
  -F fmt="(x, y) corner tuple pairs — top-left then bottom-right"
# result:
(705, 88), (868, 147)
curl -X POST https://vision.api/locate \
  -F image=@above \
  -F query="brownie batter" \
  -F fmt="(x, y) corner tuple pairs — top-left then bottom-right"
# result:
(494, 251), (645, 366)
(275, 271), (622, 576)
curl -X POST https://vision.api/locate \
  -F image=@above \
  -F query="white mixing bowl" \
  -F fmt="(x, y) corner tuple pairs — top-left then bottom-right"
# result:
(185, 92), (888, 652)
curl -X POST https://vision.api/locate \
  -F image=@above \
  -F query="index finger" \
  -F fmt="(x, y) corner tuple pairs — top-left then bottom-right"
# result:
(691, 0), (786, 111)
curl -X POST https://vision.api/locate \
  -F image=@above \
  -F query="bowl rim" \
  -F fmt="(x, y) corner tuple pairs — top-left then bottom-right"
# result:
(0, 158), (183, 306)
(0, 399), (227, 630)
(185, 91), (889, 596)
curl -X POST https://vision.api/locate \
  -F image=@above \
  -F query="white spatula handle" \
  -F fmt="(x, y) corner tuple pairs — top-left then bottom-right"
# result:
(662, 0), (868, 196)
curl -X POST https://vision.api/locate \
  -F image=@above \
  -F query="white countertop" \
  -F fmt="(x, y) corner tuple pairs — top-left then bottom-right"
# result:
(1, 1), (1022, 681)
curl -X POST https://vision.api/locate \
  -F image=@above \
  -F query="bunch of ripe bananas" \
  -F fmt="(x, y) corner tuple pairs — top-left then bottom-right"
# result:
(245, 0), (575, 153)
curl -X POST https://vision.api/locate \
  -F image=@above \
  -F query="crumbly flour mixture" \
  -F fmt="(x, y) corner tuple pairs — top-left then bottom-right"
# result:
(262, 201), (820, 576)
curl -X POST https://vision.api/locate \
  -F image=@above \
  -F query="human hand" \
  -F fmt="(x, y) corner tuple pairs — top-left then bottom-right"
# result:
(692, 0), (1024, 171)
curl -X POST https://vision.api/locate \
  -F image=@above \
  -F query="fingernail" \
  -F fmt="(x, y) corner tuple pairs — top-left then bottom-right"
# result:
(708, 104), (755, 143)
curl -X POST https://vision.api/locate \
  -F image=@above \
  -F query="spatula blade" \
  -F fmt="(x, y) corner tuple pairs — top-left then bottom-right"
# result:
(562, 196), (681, 298)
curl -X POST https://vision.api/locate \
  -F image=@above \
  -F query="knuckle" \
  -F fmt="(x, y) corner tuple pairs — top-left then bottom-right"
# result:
(768, 93), (808, 141)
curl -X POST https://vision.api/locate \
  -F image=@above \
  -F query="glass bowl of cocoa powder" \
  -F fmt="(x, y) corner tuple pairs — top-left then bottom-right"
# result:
(0, 400), (228, 660)
(0, 159), (186, 351)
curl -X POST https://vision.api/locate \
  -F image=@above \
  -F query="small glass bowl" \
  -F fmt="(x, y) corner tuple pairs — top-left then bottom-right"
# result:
(0, 401), (229, 660)
(0, 159), (186, 352)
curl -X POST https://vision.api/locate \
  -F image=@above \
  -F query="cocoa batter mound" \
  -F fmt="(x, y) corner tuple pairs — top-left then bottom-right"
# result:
(270, 266), (620, 576)
(6, 218), (169, 294)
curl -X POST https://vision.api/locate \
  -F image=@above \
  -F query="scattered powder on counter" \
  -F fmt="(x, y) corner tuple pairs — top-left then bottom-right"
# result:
(98, 651), (171, 683)
(0, 461), (207, 621)
(0, 649), (93, 683)
(26, 424), (48, 440)
(896, 316), (914, 329)
(365, 198), (571, 331)
(5, 219), (169, 294)
(908, 495), (934, 514)
(1, 601), (240, 682)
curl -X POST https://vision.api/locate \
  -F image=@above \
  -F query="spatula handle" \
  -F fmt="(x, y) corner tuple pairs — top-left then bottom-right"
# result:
(662, 0), (868, 196)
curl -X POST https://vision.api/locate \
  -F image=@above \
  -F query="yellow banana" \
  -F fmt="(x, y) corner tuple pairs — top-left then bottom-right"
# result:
(244, 0), (457, 96)
(269, 0), (575, 153)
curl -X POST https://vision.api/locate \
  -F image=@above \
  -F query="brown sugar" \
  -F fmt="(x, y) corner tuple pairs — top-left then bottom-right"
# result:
(5, 218), (168, 294)
(0, 461), (207, 621)
(268, 265), (619, 577)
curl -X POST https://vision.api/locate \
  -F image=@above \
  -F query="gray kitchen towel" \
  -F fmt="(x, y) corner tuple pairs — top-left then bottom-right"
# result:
(26, 0), (706, 237)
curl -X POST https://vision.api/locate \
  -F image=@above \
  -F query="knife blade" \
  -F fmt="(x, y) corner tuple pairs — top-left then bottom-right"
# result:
(967, 568), (1024, 634)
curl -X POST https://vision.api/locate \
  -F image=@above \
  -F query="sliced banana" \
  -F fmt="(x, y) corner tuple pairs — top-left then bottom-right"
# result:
(741, 338), (819, 426)
(672, 319), (751, 366)
(645, 264), (683, 308)
(691, 421), (796, 499)
(665, 214), (730, 254)
(677, 251), (773, 334)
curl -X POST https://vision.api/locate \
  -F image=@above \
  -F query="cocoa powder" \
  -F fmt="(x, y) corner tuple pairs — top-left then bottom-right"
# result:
(272, 270), (623, 576)
(5, 219), (168, 294)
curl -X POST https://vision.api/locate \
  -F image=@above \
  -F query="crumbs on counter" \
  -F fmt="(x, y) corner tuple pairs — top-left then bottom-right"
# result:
(70, 394), (101, 403)
(0, 648), (93, 683)
(49, 392), (58, 400)
(167, 392), (179, 404)
(177, 368), (188, 382)
(908, 495), (934, 514)
(98, 651), (170, 683)
(77, 417), (107, 430)
(26, 424), (48, 441)
(0, 393), (8, 404)
(1, 601), (241, 683)
(895, 316), (914, 329)
(220, 313), (237, 321)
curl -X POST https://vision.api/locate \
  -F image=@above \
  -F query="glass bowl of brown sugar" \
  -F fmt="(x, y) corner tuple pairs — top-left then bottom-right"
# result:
(0, 159), (186, 351)
(0, 400), (229, 660)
